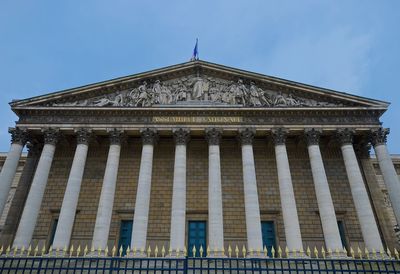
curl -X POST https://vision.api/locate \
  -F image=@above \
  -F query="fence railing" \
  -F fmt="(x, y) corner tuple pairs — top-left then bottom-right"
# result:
(1, 256), (400, 273)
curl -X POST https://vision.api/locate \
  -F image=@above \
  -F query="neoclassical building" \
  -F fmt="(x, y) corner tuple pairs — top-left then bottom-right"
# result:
(0, 60), (399, 256)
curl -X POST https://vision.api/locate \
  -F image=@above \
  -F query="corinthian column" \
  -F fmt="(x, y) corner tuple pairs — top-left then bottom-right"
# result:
(52, 129), (91, 251)
(337, 128), (384, 252)
(238, 128), (264, 254)
(169, 128), (190, 255)
(131, 128), (158, 255)
(272, 128), (303, 253)
(0, 128), (28, 216)
(371, 128), (400, 227)
(91, 129), (123, 252)
(13, 128), (59, 249)
(205, 128), (224, 256)
(305, 129), (344, 253)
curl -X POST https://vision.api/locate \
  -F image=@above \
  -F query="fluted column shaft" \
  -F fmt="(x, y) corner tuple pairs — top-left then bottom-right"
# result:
(131, 129), (158, 254)
(206, 128), (224, 255)
(239, 129), (263, 253)
(305, 129), (343, 252)
(169, 129), (189, 253)
(337, 129), (384, 251)
(13, 128), (59, 249)
(272, 129), (303, 252)
(92, 129), (122, 251)
(371, 128), (400, 226)
(0, 128), (27, 216)
(52, 129), (91, 250)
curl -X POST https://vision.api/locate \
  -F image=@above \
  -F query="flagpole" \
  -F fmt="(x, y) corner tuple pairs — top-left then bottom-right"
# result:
(196, 38), (199, 60)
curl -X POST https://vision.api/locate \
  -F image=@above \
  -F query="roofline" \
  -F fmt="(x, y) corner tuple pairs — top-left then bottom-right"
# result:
(9, 59), (390, 108)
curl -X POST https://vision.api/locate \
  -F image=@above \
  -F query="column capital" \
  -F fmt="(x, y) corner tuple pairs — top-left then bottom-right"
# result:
(173, 128), (190, 145)
(107, 129), (124, 145)
(9, 128), (28, 145)
(336, 128), (354, 146)
(205, 128), (222, 145)
(140, 128), (158, 145)
(42, 128), (60, 145)
(75, 128), (92, 145)
(304, 128), (322, 146)
(354, 140), (371, 159)
(271, 128), (288, 145)
(370, 128), (389, 146)
(27, 142), (43, 157)
(238, 128), (255, 145)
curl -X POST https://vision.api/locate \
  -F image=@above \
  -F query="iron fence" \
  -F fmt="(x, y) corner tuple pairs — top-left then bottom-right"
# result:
(0, 256), (400, 273)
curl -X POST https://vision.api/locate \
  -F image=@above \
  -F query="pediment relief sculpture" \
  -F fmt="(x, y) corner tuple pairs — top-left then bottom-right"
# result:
(50, 75), (343, 108)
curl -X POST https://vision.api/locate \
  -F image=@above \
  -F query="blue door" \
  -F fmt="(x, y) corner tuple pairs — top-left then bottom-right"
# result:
(337, 220), (348, 249)
(118, 220), (133, 256)
(261, 221), (276, 256)
(188, 221), (206, 257)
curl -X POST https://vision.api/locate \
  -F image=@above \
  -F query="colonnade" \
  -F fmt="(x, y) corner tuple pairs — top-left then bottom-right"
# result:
(0, 127), (399, 257)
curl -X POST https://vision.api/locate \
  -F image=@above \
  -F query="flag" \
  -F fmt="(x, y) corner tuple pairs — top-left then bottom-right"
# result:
(191, 38), (199, 61)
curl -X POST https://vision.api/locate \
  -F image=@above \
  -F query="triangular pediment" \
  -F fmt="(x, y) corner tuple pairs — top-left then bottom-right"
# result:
(10, 60), (389, 110)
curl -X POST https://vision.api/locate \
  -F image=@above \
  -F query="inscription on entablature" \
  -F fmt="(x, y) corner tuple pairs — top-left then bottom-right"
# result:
(152, 116), (243, 123)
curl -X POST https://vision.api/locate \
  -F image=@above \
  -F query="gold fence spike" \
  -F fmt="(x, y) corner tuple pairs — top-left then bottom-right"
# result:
(394, 248), (399, 260)
(306, 246), (311, 257)
(140, 247), (145, 256)
(321, 247), (326, 259)
(199, 245), (204, 257)
(14, 246), (19, 256)
(176, 247), (180, 257)
(184, 246), (187, 257)
(191, 245), (196, 258)
(34, 245), (39, 257)
(133, 246), (137, 256)
(228, 245), (232, 257)
(104, 246), (109, 257)
(97, 247), (102, 257)
(372, 248), (377, 259)
(343, 247), (347, 256)
(6, 245), (11, 256)
(207, 245), (210, 257)
(168, 246), (172, 256)
(83, 245), (88, 257)
(63, 246), (67, 256)
(387, 247), (392, 259)
(20, 246), (25, 256)
(90, 246), (95, 256)
(357, 246), (362, 259)
(155, 245), (159, 257)
(162, 245), (166, 257)
(257, 248), (261, 257)
(126, 246), (131, 256)
(278, 246), (282, 258)
(147, 246), (151, 257)
(27, 245), (32, 256)
(118, 246), (123, 257)
(313, 246), (318, 258)
(235, 245), (239, 258)
(365, 248), (370, 259)
(285, 246), (289, 258)
(0, 245), (3, 255)
(249, 248), (254, 257)
(55, 247), (60, 257)
(292, 248), (297, 258)
(112, 246), (116, 257)
(327, 248), (332, 257)
(350, 247), (354, 259)
(77, 245), (81, 257)
(380, 248), (385, 259)
(242, 245), (246, 258)
(69, 245), (74, 257)
(300, 248), (304, 257)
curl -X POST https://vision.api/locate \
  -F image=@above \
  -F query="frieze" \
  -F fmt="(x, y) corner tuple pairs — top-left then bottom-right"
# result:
(47, 75), (344, 109)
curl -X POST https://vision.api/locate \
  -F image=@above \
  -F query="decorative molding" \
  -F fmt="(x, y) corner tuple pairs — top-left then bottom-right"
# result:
(140, 128), (158, 145)
(42, 128), (59, 145)
(205, 128), (222, 145)
(108, 129), (124, 145)
(304, 128), (322, 146)
(238, 128), (255, 145)
(336, 128), (354, 146)
(173, 128), (190, 145)
(75, 128), (92, 145)
(9, 128), (28, 145)
(271, 128), (288, 145)
(370, 128), (389, 146)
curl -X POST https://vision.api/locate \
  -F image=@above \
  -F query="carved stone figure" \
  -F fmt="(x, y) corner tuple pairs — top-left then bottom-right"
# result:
(175, 83), (188, 102)
(274, 92), (287, 106)
(285, 94), (300, 107)
(93, 97), (113, 107)
(135, 81), (152, 107)
(192, 77), (209, 100)
(208, 81), (221, 102)
(229, 79), (247, 105)
(159, 84), (173, 105)
(248, 82), (262, 107)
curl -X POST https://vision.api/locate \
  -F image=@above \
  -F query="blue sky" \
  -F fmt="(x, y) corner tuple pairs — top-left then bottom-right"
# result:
(0, 1), (399, 153)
